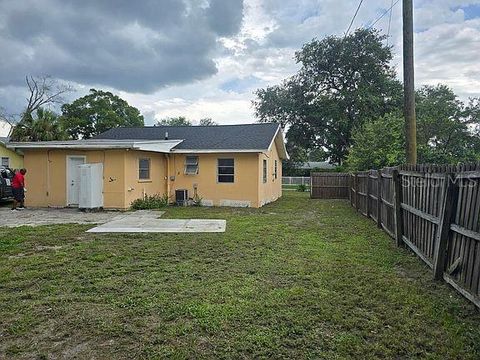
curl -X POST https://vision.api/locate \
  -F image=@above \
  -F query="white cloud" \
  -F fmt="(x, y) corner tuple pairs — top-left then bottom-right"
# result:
(0, 0), (479, 125)
(131, 0), (480, 124)
(0, 120), (11, 137)
(415, 18), (480, 98)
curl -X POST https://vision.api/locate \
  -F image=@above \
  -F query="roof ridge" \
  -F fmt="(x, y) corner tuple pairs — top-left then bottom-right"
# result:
(109, 122), (279, 130)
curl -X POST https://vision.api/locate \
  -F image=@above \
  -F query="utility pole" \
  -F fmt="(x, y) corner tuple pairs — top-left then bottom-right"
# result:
(403, 0), (417, 164)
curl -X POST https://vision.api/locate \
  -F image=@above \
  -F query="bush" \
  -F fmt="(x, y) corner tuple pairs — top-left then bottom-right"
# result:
(297, 184), (307, 192)
(130, 194), (169, 210)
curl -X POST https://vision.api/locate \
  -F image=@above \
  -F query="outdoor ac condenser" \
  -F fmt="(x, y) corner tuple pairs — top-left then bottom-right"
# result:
(78, 163), (104, 209)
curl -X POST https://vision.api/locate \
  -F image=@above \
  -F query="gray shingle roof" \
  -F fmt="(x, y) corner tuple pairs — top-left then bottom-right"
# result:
(95, 123), (280, 150)
(0, 137), (9, 144)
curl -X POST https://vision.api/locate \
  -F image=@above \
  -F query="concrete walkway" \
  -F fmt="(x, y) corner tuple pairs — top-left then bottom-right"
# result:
(87, 210), (226, 233)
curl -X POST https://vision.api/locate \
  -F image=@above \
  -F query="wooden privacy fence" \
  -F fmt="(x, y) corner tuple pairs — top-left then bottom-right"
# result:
(350, 163), (480, 308)
(310, 173), (350, 199)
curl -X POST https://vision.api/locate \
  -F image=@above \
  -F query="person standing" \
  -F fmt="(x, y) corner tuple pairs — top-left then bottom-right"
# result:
(11, 168), (27, 211)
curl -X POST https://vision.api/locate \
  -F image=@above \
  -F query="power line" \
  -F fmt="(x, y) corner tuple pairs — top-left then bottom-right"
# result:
(368, 0), (400, 30)
(386, 0), (394, 45)
(344, 0), (365, 39)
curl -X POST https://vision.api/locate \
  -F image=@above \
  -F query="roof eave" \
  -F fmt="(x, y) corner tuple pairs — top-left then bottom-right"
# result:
(6, 139), (184, 153)
(267, 124), (289, 160)
(170, 149), (267, 154)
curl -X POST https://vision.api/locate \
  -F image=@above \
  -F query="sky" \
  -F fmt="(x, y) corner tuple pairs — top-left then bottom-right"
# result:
(0, 0), (479, 136)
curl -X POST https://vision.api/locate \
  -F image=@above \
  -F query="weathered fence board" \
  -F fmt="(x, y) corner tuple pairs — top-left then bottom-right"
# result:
(310, 173), (350, 199)
(348, 162), (480, 309)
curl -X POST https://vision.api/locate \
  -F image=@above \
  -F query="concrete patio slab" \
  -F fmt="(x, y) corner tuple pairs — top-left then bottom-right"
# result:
(87, 218), (226, 233)
(0, 207), (123, 227)
(0, 206), (225, 233)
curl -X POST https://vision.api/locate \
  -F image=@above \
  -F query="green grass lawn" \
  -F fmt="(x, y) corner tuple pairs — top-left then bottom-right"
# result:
(1, 192), (480, 359)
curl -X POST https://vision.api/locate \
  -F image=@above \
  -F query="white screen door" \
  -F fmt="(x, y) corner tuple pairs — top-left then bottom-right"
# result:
(67, 156), (85, 206)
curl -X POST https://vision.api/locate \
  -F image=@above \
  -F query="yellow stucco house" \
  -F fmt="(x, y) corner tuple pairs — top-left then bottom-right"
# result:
(0, 137), (23, 169)
(8, 123), (288, 209)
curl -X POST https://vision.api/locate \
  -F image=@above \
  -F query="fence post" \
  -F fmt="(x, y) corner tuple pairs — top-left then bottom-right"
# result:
(349, 174), (352, 204)
(433, 173), (458, 280)
(353, 173), (358, 210)
(366, 171), (371, 218)
(376, 170), (382, 228)
(392, 169), (403, 247)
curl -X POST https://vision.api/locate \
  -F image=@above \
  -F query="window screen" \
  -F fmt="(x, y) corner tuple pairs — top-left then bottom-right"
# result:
(218, 158), (234, 183)
(1, 157), (9, 167)
(139, 158), (150, 179)
(274, 160), (278, 179)
(185, 156), (199, 175)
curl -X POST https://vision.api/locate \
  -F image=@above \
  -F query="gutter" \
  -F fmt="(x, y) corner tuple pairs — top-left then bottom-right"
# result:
(170, 149), (267, 154)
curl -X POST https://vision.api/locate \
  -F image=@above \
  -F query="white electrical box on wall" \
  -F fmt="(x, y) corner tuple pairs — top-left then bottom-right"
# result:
(78, 163), (104, 209)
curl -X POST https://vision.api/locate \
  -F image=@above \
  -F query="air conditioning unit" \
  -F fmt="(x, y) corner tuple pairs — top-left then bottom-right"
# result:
(79, 163), (104, 209)
(175, 189), (188, 206)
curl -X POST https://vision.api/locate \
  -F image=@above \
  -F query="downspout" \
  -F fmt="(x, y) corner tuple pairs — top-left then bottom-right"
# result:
(165, 153), (170, 203)
(103, 150), (106, 207)
(46, 149), (51, 207)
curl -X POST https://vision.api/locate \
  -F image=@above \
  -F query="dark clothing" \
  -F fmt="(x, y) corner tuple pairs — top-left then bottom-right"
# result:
(12, 187), (24, 202)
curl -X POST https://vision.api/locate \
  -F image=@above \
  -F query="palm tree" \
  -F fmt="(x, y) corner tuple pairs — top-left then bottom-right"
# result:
(11, 108), (66, 141)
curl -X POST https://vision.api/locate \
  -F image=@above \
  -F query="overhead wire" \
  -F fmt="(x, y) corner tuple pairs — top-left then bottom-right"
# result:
(368, 0), (400, 30)
(344, 0), (365, 39)
(386, 0), (394, 45)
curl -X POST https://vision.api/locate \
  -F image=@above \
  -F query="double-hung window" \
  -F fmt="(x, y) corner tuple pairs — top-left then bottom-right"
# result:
(138, 158), (150, 180)
(274, 160), (278, 180)
(263, 159), (267, 183)
(218, 158), (234, 183)
(1, 157), (9, 167)
(185, 156), (199, 175)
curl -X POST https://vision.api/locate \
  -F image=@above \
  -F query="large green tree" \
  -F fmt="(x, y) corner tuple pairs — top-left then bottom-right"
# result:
(61, 89), (144, 139)
(156, 117), (218, 126)
(415, 85), (480, 163)
(198, 118), (218, 126)
(346, 85), (480, 170)
(254, 28), (402, 164)
(156, 116), (192, 126)
(11, 108), (66, 141)
(345, 112), (405, 170)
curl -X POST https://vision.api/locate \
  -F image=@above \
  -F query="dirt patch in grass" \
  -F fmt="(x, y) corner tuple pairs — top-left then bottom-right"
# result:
(1, 192), (480, 359)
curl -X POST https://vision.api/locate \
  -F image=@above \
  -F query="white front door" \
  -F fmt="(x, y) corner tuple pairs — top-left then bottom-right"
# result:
(67, 156), (85, 206)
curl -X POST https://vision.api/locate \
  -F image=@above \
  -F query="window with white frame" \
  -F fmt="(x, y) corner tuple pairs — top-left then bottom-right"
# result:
(138, 158), (150, 180)
(1, 157), (9, 167)
(274, 160), (278, 180)
(217, 158), (234, 183)
(263, 159), (267, 183)
(184, 156), (199, 175)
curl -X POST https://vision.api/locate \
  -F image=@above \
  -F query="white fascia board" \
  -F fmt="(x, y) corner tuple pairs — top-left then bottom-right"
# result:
(7, 142), (135, 149)
(267, 124), (289, 160)
(267, 124), (281, 151)
(7, 139), (184, 153)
